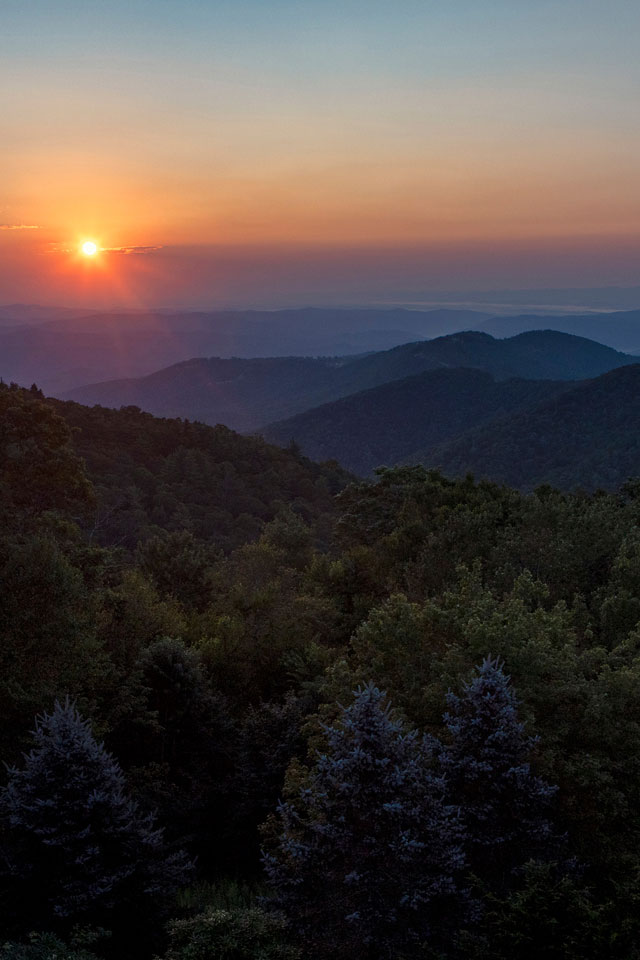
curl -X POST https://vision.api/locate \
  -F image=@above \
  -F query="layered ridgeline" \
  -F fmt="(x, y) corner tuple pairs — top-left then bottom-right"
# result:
(0, 307), (488, 394)
(262, 369), (575, 475)
(3, 304), (640, 396)
(421, 363), (640, 492)
(264, 363), (640, 492)
(478, 307), (640, 354)
(63, 330), (634, 432)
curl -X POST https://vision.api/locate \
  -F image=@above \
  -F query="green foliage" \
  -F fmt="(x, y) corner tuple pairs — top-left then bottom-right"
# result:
(175, 878), (261, 914)
(457, 862), (606, 960)
(136, 531), (220, 610)
(51, 398), (348, 553)
(0, 533), (107, 760)
(160, 907), (300, 960)
(197, 527), (339, 704)
(117, 638), (235, 835)
(6, 387), (640, 957)
(0, 931), (101, 960)
(598, 530), (640, 645)
(0, 383), (92, 521)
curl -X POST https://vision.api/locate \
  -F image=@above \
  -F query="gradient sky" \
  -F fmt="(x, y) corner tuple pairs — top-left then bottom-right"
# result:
(2, 0), (639, 307)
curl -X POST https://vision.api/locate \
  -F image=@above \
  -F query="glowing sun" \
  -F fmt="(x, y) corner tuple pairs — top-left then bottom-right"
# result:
(81, 240), (98, 256)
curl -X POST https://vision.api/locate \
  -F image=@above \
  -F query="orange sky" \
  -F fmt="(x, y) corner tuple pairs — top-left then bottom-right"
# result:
(2, 0), (639, 306)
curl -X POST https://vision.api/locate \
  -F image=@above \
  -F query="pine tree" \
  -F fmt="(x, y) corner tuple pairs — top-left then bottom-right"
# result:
(264, 684), (468, 960)
(0, 700), (191, 942)
(436, 657), (557, 894)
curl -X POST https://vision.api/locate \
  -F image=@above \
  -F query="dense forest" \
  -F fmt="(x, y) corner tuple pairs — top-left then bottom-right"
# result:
(4, 381), (640, 958)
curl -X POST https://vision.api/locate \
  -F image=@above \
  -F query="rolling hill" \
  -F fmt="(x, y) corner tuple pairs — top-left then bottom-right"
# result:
(63, 330), (635, 433)
(262, 368), (574, 475)
(478, 308), (640, 354)
(40, 392), (351, 553)
(420, 363), (640, 491)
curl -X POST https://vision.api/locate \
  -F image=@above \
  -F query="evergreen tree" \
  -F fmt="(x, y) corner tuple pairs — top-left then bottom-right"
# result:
(436, 657), (557, 894)
(0, 700), (191, 946)
(264, 684), (468, 960)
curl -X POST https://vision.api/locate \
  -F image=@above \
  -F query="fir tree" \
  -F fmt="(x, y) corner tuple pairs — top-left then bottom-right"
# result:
(0, 700), (191, 943)
(264, 684), (468, 960)
(436, 657), (557, 894)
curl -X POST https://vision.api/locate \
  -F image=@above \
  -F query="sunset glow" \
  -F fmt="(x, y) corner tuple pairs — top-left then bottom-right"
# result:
(1, 0), (639, 307)
(81, 241), (98, 257)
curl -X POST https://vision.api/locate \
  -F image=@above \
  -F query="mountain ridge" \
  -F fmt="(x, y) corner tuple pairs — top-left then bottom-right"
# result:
(419, 362), (640, 492)
(62, 329), (635, 433)
(262, 367), (575, 475)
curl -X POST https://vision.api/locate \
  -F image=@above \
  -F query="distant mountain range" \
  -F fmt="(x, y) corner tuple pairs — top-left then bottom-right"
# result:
(7, 302), (640, 492)
(0, 304), (93, 326)
(0, 307), (488, 393)
(2, 304), (640, 394)
(477, 309), (640, 353)
(65, 329), (635, 433)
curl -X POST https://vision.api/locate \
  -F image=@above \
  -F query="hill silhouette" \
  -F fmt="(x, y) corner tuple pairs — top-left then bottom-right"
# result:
(262, 368), (573, 475)
(0, 307), (487, 394)
(478, 308), (640, 354)
(421, 363), (640, 491)
(63, 330), (634, 432)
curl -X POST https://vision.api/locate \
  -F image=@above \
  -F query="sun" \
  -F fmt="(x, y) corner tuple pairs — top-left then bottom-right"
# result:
(81, 240), (98, 256)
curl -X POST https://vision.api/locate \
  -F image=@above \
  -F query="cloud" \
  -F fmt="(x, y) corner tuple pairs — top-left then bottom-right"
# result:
(44, 241), (163, 255)
(103, 245), (163, 255)
(0, 223), (39, 230)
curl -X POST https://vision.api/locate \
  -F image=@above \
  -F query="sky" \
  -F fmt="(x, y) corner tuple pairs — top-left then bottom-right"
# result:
(1, 0), (639, 308)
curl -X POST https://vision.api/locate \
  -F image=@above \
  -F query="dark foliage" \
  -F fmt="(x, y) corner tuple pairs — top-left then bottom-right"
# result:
(49, 396), (349, 552)
(161, 907), (300, 960)
(0, 382), (92, 519)
(435, 657), (558, 893)
(262, 368), (573, 475)
(4, 383), (640, 958)
(265, 684), (469, 960)
(0, 701), (191, 954)
(424, 363), (640, 491)
(0, 932), (101, 960)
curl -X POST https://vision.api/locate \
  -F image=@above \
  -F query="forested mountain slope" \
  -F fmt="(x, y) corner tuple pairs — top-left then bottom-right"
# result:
(262, 368), (573, 475)
(422, 363), (640, 491)
(63, 329), (634, 432)
(45, 394), (350, 552)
